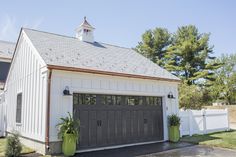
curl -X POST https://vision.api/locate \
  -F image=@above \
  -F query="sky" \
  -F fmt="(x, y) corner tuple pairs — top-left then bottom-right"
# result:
(0, 0), (236, 56)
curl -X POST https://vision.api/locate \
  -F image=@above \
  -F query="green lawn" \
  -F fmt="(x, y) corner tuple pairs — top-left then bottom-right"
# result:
(0, 137), (35, 156)
(181, 130), (236, 149)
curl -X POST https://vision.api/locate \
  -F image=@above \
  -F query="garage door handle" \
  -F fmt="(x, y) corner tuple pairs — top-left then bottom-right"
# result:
(97, 120), (102, 126)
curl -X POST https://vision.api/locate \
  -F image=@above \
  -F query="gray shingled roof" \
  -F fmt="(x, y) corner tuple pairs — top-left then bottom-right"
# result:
(23, 28), (180, 81)
(0, 40), (15, 59)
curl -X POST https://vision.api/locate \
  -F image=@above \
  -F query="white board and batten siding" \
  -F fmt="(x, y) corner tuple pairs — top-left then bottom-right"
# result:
(180, 109), (230, 136)
(0, 92), (6, 137)
(49, 70), (179, 142)
(4, 30), (48, 142)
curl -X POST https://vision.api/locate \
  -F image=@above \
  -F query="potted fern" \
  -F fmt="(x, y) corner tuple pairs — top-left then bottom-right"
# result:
(168, 114), (181, 142)
(57, 112), (80, 156)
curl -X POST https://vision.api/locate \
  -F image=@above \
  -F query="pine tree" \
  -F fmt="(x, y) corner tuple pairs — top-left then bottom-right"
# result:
(165, 25), (221, 85)
(135, 28), (171, 67)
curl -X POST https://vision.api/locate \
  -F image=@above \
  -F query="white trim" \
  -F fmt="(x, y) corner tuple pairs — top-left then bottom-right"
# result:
(0, 58), (11, 62)
(71, 89), (166, 97)
(162, 96), (168, 141)
(76, 140), (165, 153)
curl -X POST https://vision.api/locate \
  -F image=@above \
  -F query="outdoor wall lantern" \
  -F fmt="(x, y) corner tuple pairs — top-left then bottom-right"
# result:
(168, 92), (175, 99)
(63, 86), (72, 96)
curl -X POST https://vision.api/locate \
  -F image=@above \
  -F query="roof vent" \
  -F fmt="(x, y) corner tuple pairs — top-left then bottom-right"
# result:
(75, 17), (95, 43)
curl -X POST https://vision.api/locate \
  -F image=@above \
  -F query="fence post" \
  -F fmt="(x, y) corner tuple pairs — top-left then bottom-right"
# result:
(189, 109), (193, 136)
(226, 108), (230, 131)
(202, 109), (207, 134)
(179, 110), (183, 137)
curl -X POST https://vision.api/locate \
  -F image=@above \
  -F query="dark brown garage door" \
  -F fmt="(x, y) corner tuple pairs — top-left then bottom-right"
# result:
(73, 93), (164, 150)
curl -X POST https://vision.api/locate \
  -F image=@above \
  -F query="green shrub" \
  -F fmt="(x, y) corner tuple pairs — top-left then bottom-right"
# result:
(168, 114), (181, 126)
(5, 133), (22, 157)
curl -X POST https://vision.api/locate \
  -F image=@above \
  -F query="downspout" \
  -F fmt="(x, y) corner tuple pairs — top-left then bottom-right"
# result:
(45, 69), (52, 152)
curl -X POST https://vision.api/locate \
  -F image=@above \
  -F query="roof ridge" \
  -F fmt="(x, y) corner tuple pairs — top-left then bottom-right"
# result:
(22, 27), (78, 40)
(98, 42), (133, 50)
(23, 27), (134, 50)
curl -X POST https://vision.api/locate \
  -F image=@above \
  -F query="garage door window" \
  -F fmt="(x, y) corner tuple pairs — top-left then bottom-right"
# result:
(101, 95), (122, 105)
(127, 96), (143, 105)
(146, 97), (162, 106)
(74, 94), (162, 106)
(101, 95), (112, 105)
(74, 94), (96, 105)
(111, 95), (122, 105)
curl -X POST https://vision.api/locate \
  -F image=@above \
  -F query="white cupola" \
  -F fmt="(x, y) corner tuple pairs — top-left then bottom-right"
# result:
(75, 17), (95, 43)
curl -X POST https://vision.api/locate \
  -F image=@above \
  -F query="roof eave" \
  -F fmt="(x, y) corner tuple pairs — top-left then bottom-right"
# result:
(47, 64), (181, 83)
(0, 56), (12, 61)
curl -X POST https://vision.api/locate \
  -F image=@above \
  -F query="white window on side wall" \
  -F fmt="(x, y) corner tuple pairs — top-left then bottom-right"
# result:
(16, 93), (22, 124)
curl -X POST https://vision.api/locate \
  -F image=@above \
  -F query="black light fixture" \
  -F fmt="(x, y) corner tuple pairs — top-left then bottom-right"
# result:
(168, 92), (175, 99)
(63, 86), (72, 96)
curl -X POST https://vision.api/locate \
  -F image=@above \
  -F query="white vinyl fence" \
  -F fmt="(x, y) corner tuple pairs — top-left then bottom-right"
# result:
(179, 109), (230, 136)
(0, 92), (6, 137)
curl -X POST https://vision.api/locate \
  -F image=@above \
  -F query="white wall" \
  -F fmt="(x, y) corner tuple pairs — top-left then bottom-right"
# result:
(4, 31), (48, 142)
(49, 70), (179, 142)
(0, 92), (6, 137)
(180, 109), (230, 136)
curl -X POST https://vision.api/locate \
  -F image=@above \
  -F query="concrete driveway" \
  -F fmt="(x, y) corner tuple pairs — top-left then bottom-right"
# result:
(24, 143), (236, 157)
(77, 142), (236, 157)
(141, 145), (236, 157)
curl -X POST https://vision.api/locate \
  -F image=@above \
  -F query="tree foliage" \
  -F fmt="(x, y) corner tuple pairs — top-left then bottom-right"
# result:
(136, 25), (221, 85)
(136, 25), (235, 108)
(208, 54), (236, 104)
(165, 25), (221, 85)
(135, 28), (171, 66)
(179, 83), (205, 109)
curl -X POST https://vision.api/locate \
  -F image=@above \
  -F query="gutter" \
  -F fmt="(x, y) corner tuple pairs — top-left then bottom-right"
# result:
(47, 65), (181, 83)
(45, 69), (52, 151)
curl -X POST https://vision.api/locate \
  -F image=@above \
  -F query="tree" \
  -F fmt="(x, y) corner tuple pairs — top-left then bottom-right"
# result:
(179, 83), (205, 109)
(165, 25), (221, 85)
(135, 28), (172, 67)
(208, 54), (236, 104)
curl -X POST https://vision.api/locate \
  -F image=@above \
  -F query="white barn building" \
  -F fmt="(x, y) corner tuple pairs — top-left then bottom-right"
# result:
(3, 18), (180, 154)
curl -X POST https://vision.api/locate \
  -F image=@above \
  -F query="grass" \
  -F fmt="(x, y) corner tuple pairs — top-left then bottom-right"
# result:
(0, 137), (35, 156)
(181, 130), (236, 149)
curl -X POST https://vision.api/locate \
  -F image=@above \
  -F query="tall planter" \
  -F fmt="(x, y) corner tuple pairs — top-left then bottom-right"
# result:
(168, 114), (181, 142)
(169, 125), (180, 142)
(57, 112), (80, 156)
(62, 133), (77, 156)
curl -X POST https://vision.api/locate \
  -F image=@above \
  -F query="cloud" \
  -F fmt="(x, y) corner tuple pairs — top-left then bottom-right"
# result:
(0, 14), (44, 42)
(0, 15), (17, 41)
(23, 17), (44, 29)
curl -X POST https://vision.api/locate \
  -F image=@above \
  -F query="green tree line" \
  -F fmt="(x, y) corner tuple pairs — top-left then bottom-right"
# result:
(136, 25), (236, 109)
